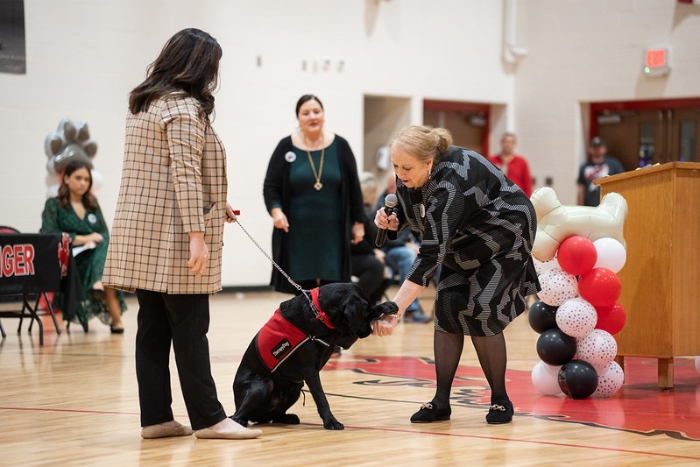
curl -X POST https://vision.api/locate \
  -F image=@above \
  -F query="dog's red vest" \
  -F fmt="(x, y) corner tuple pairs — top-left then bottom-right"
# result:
(256, 288), (334, 371)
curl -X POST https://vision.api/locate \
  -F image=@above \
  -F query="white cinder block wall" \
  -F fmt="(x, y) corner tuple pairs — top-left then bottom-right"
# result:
(515, 0), (700, 202)
(1, 0), (698, 287)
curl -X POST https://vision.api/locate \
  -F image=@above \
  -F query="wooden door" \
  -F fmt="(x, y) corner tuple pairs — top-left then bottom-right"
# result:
(592, 99), (700, 170)
(423, 109), (485, 154)
(423, 99), (490, 156)
(669, 108), (700, 163)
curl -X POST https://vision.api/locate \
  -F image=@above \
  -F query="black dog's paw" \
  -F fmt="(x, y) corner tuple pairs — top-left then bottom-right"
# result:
(323, 418), (344, 430)
(373, 301), (399, 319)
(271, 413), (300, 425)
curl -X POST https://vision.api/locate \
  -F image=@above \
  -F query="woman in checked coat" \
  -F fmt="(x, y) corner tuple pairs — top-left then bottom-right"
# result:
(104, 28), (261, 441)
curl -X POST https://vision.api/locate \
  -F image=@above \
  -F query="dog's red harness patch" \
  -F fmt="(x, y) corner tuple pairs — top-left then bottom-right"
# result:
(256, 288), (334, 371)
(257, 309), (307, 371)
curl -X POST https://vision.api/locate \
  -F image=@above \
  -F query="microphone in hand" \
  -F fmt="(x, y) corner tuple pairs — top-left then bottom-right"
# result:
(375, 193), (398, 247)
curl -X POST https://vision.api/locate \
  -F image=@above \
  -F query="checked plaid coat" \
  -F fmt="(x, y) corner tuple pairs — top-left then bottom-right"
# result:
(104, 93), (228, 295)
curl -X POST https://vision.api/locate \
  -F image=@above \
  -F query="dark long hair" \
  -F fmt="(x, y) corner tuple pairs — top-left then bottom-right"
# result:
(57, 159), (99, 211)
(295, 94), (324, 117)
(128, 28), (222, 118)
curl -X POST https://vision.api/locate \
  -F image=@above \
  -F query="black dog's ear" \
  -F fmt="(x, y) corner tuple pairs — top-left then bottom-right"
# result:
(370, 301), (398, 320)
(343, 300), (369, 335)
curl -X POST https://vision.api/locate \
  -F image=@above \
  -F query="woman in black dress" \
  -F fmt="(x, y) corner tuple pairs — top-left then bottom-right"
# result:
(263, 95), (365, 294)
(373, 125), (540, 424)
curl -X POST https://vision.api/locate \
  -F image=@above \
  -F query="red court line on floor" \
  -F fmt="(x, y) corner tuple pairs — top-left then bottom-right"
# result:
(3, 406), (695, 461)
(0, 406), (141, 416)
(300, 422), (700, 461)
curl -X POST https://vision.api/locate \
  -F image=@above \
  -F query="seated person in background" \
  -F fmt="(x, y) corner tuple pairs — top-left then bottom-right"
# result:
(376, 173), (431, 323)
(382, 228), (431, 323)
(374, 169), (397, 214)
(351, 172), (390, 305)
(40, 159), (126, 333)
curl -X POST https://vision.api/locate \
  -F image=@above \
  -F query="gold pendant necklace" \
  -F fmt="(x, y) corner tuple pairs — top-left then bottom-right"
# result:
(305, 135), (325, 191)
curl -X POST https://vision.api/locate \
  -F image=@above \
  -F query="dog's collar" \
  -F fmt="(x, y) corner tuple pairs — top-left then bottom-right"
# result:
(309, 288), (335, 329)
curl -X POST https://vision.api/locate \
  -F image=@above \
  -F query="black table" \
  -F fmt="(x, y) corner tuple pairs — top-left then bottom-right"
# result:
(0, 233), (80, 345)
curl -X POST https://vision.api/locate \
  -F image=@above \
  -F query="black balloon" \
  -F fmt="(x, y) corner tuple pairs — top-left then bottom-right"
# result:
(536, 328), (576, 366)
(558, 360), (598, 399)
(528, 300), (558, 334)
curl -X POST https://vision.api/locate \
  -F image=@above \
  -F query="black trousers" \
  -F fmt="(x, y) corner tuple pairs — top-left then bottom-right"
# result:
(135, 289), (227, 430)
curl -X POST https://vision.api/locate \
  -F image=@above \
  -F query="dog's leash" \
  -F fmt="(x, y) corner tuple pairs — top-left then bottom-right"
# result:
(236, 220), (333, 400)
(234, 219), (318, 313)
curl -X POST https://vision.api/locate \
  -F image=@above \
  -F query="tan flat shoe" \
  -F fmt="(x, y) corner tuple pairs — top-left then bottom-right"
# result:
(141, 424), (194, 439)
(194, 427), (262, 440)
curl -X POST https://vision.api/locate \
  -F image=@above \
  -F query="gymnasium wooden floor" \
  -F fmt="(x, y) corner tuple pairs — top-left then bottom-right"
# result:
(1, 287), (699, 466)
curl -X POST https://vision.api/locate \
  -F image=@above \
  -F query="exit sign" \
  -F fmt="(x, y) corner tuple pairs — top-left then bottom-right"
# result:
(644, 48), (670, 76)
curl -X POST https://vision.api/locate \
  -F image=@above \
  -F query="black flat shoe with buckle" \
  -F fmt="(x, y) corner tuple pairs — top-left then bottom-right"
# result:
(486, 400), (514, 424)
(410, 402), (451, 423)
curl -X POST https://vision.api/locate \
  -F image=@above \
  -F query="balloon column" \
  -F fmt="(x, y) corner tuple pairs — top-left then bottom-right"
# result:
(44, 118), (101, 198)
(529, 187), (628, 399)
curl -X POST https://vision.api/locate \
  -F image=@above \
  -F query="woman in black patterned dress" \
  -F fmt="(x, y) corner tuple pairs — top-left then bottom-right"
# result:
(373, 125), (540, 424)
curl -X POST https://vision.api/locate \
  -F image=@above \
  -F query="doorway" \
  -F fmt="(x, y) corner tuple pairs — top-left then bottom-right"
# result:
(362, 95), (412, 193)
(590, 98), (700, 170)
(423, 99), (490, 155)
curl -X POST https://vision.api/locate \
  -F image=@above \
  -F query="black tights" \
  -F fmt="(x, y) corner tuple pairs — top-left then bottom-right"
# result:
(432, 330), (509, 408)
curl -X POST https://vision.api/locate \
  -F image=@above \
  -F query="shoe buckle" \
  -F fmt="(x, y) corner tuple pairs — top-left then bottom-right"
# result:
(420, 402), (434, 410)
(489, 404), (506, 412)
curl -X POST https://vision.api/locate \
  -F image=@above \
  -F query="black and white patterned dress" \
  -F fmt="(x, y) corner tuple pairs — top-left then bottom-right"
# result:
(394, 146), (540, 336)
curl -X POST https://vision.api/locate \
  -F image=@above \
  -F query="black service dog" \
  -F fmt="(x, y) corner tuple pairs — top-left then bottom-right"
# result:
(231, 283), (398, 430)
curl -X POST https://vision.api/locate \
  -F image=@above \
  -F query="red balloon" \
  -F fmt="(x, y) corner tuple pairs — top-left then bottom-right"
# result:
(578, 267), (621, 307)
(557, 235), (597, 276)
(595, 302), (626, 335)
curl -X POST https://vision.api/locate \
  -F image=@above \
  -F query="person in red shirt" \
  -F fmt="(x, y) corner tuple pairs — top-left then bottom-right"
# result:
(488, 132), (533, 197)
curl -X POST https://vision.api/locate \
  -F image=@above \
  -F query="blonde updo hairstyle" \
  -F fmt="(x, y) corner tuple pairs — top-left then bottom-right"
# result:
(390, 125), (453, 164)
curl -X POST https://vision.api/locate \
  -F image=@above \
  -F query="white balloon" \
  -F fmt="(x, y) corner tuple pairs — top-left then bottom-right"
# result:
(531, 361), (563, 396)
(534, 256), (560, 276)
(577, 329), (618, 367)
(556, 297), (598, 338)
(592, 361), (624, 398)
(91, 169), (103, 192)
(538, 268), (578, 307)
(46, 184), (59, 198)
(593, 237), (627, 273)
(45, 171), (57, 184)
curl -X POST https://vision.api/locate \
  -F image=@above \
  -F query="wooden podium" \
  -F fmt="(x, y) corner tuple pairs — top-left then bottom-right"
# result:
(596, 162), (700, 389)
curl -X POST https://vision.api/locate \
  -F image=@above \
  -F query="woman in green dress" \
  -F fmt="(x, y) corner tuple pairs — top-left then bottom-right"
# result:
(263, 94), (365, 294)
(41, 159), (126, 333)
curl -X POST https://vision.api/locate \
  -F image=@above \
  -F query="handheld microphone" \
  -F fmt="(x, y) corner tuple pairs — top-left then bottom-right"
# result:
(375, 193), (398, 247)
